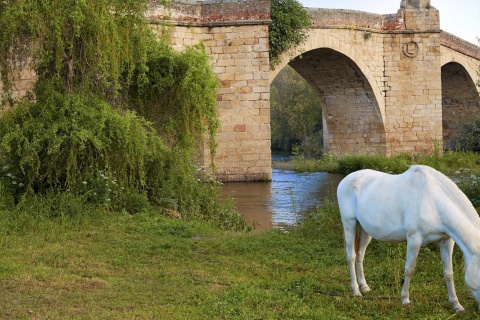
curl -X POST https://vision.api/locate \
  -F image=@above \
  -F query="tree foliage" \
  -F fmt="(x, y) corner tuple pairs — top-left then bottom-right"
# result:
(271, 66), (323, 157)
(0, 0), (238, 228)
(0, 0), (157, 100)
(128, 41), (219, 158)
(269, 0), (311, 66)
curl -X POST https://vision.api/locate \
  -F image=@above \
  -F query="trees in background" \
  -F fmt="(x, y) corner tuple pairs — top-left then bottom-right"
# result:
(271, 66), (323, 158)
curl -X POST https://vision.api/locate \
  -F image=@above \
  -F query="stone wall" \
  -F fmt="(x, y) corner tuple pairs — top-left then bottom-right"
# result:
(149, 0), (272, 181)
(383, 5), (443, 154)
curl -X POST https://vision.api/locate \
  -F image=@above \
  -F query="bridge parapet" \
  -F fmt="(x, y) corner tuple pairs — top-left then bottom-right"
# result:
(441, 31), (480, 59)
(306, 8), (405, 31)
(147, 0), (270, 26)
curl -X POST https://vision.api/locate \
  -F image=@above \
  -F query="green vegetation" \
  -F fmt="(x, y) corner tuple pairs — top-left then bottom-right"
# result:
(288, 150), (480, 175)
(271, 66), (322, 157)
(0, 0), (241, 229)
(0, 199), (477, 319)
(452, 116), (480, 152)
(269, 0), (311, 66)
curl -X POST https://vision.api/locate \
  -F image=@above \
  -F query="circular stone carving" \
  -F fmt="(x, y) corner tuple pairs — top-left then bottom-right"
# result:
(402, 41), (419, 58)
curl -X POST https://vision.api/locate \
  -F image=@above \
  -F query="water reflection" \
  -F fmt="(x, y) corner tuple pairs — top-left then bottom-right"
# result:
(222, 169), (344, 231)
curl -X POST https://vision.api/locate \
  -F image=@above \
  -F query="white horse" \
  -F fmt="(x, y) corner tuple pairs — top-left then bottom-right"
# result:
(337, 165), (480, 312)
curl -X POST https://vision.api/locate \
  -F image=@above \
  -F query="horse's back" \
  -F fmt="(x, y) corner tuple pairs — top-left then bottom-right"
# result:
(338, 169), (409, 241)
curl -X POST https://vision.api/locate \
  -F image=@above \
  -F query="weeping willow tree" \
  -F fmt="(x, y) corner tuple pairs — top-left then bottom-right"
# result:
(0, 0), (234, 227)
(0, 0), (155, 99)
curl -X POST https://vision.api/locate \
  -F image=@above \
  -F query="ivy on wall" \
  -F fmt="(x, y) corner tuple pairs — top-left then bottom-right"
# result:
(269, 0), (311, 67)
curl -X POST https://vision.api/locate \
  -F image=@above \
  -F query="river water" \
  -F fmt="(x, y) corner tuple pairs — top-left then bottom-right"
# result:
(221, 156), (345, 231)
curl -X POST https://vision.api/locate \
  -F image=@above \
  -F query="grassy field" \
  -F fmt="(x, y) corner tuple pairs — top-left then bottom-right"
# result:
(0, 200), (479, 319)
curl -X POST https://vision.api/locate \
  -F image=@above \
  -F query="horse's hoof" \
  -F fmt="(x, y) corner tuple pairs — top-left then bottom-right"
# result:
(360, 285), (371, 293)
(402, 299), (411, 306)
(454, 305), (465, 313)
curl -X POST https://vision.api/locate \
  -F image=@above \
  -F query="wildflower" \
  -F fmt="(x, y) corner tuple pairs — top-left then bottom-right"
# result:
(82, 181), (88, 185)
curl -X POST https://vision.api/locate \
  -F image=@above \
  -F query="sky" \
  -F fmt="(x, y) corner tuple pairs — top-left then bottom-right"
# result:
(297, 0), (480, 45)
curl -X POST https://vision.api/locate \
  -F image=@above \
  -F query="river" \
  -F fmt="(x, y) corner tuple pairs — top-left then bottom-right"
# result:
(221, 155), (345, 231)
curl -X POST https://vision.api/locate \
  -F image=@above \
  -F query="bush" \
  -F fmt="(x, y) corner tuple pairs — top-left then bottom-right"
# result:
(269, 0), (311, 66)
(336, 154), (411, 174)
(0, 87), (168, 202)
(452, 116), (480, 152)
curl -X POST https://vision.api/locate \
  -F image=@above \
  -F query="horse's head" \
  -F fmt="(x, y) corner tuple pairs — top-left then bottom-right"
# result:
(465, 258), (480, 310)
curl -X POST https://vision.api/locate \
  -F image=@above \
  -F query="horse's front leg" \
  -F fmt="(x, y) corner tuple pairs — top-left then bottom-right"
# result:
(401, 236), (422, 305)
(439, 238), (465, 312)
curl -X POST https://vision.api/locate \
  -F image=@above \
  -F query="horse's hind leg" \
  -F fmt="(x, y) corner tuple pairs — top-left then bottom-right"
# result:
(356, 226), (372, 293)
(439, 238), (465, 312)
(342, 217), (362, 296)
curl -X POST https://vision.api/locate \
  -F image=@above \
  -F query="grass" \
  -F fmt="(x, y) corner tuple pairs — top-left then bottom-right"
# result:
(286, 150), (480, 176)
(0, 201), (479, 319)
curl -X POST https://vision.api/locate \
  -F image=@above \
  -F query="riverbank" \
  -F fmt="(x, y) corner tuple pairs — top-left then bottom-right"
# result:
(275, 151), (480, 174)
(0, 204), (475, 319)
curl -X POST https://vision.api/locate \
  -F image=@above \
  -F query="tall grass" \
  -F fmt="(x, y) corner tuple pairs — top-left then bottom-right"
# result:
(291, 150), (480, 176)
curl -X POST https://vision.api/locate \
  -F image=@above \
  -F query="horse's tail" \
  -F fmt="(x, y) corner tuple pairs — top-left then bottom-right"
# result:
(354, 222), (361, 256)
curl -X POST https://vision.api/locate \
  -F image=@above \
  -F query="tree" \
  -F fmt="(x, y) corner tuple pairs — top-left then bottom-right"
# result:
(0, 1), (232, 227)
(271, 66), (323, 157)
(269, 0), (311, 66)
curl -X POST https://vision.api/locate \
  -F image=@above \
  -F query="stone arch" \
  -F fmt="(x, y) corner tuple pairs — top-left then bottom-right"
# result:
(441, 61), (480, 148)
(270, 30), (386, 123)
(441, 48), (480, 89)
(286, 48), (386, 155)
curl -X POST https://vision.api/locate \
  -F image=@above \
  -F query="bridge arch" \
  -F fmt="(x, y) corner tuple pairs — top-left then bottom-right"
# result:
(270, 29), (386, 122)
(441, 61), (480, 148)
(270, 30), (386, 155)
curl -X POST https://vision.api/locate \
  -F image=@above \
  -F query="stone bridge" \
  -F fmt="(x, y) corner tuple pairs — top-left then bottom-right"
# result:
(8, 0), (480, 181)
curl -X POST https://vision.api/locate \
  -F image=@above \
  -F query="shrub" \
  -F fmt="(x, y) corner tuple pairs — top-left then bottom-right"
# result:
(452, 116), (480, 152)
(0, 87), (168, 202)
(336, 154), (411, 174)
(269, 0), (311, 66)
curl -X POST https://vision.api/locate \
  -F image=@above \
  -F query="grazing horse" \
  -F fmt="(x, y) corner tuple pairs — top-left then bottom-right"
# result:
(337, 165), (480, 312)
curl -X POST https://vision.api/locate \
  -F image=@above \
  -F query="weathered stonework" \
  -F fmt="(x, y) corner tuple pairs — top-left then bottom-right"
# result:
(274, 1), (480, 159)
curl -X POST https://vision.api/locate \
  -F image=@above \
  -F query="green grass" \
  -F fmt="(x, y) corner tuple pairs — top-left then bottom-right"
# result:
(286, 150), (480, 177)
(0, 202), (479, 319)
